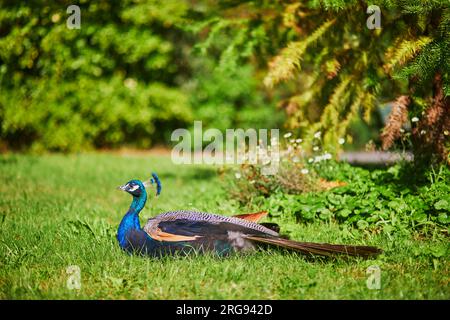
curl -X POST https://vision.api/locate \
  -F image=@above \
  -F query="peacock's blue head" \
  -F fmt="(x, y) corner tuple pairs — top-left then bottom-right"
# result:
(118, 179), (145, 197)
(118, 172), (161, 198)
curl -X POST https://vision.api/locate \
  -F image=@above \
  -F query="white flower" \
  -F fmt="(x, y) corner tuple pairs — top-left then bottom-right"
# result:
(400, 128), (405, 133)
(292, 156), (300, 163)
(338, 138), (345, 145)
(301, 168), (309, 175)
(411, 117), (419, 123)
(420, 130), (426, 135)
(235, 172), (241, 179)
(308, 158), (314, 163)
(314, 131), (321, 139)
(324, 153), (332, 160)
(313, 153), (332, 163)
(283, 132), (292, 138)
(313, 146), (319, 151)
(296, 138), (303, 143)
(444, 130), (449, 136)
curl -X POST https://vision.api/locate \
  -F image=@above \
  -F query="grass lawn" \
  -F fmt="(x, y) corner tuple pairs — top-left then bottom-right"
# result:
(0, 153), (449, 299)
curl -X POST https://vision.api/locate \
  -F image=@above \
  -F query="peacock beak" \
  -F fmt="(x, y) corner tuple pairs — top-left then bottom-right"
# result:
(117, 184), (129, 191)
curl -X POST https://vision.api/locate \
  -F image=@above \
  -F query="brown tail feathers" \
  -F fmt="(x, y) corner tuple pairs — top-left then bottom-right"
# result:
(245, 235), (382, 258)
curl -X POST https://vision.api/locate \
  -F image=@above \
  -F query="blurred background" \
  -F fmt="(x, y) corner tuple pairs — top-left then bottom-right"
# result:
(0, 0), (448, 161)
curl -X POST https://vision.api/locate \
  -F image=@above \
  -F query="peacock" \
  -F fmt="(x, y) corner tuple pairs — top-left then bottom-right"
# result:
(116, 173), (382, 258)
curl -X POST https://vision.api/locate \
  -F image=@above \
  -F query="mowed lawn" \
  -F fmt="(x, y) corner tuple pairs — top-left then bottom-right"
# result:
(0, 153), (448, 299)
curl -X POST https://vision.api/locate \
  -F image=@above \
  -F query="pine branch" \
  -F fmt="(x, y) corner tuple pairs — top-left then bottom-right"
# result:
(264, 19), (335, 88)
(384, 37), (432, 74)
(394, 41), (442, 83)
(380, 95), (411, 150)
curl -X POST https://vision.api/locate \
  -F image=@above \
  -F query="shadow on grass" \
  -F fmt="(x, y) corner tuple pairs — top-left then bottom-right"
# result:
(160, 167), (218, 182)
(128, 245), (374, 265)
(0, 155), (19, 164)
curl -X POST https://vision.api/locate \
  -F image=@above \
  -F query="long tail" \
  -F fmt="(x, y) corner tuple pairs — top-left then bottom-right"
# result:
(245, 235), (382, 258)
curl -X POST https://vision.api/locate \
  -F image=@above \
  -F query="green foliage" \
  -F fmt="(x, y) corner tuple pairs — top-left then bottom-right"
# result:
(196, 0), (450, 154)
(224, 133), (332, 204)
(0, 0), (195, 151)
(226, 132), (449, 233)
(1, 0), (447, 157)
(184, 59), (283, 133)
(0, 1), (283, 152)
(1, 76), (192, 151)
(252, 162), (450, 234)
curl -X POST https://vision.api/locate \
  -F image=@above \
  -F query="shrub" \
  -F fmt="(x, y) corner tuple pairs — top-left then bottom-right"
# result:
(224, 132), (450, 234)
(224, 132), (343, 204)
(0, 1), (196, 151)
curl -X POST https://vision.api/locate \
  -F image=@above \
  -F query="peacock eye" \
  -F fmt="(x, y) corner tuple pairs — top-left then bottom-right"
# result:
(129, 183), (139, 192)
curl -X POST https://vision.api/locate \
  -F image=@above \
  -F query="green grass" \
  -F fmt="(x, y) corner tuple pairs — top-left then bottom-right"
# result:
(0, 153), (449, 299)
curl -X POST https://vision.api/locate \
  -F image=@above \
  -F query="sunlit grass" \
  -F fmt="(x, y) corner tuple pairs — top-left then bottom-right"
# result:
(0, 153), (448, 299)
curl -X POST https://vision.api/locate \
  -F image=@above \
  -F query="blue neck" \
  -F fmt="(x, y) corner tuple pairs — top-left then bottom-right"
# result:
(117, 192), (147, 248)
